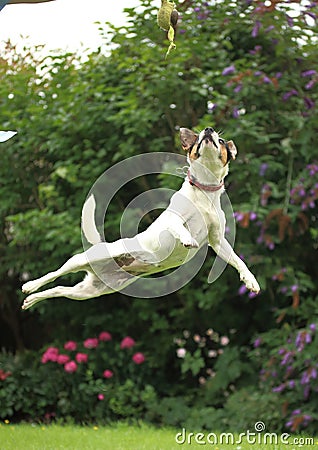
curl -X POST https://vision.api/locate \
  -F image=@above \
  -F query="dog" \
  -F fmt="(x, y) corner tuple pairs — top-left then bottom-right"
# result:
(22, 127), (260, 309)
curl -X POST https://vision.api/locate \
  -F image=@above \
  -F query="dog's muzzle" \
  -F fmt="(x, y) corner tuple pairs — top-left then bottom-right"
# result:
(202, 127), (217, 147)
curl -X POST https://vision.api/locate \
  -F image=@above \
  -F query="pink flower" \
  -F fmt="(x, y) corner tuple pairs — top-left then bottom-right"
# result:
(75, 353), (88, 363)
(103, 369), (114, 379)
(98, 394), (104, 401)
(120, 336), (136, 349)
(132, 352), (145, 365)
(220, 336), (230, 346)
(83, 338), (99, 349)
(41, 347), (59, 363)
(64, 341), (77, 351)
(57, 354), (70, 365)
(99, 331), (112, 341)
(64, 361), (77, 373)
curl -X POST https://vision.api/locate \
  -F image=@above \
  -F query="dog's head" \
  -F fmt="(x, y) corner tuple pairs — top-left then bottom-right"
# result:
(180, 127), (237, 167)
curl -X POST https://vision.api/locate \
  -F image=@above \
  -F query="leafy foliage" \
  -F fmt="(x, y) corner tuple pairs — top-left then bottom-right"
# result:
(0, 0), (317, 430)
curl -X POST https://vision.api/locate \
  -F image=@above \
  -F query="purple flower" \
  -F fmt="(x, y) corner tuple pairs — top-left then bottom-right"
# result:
(291, 284), (298, 293)
(234, 84), (243, 93)
(304, 97), (315, 109)
(300, 370), (310, 384)
(250, 212), (257, 220)
(259, 163), (268, 176)
(305, 332), (312, 344)
(309, 323), (316, 332)
(288, 380), (296, 388)
(272, 383), (285, 393)
(254, 70), (262, 77)
(302, 69), (317, 77)
(238, 285), (248, 295)
(248, 291), (258, 298)
(282, 89), (298, 101)
(286, 14), (294, 27)
(249, 45), (262, 55)
(262, 76), (272, 84)
(305, 79), (316, 89)
(252, 20), (261, 38)
(253, 337), (262, 348)
(232, 107), (240, 119)
(222, 65), (236, 76)
(235, 212), (244, 222)
(306, 11), (317, 20)
(265, 25), (275, 33)
(281, 351), (293, 366)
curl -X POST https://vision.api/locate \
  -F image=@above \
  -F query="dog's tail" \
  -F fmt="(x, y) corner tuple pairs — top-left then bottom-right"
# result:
(81, 194), (103, 245)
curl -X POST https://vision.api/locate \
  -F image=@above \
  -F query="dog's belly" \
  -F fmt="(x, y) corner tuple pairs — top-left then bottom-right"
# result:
(121, 242), (199, 276)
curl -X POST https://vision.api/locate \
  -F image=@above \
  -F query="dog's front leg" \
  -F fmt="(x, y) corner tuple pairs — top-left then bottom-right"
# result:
(162, 213), (199, 248)
(209, 235), (260, 293)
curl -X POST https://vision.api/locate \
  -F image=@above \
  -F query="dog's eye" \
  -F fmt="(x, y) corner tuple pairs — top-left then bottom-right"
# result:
(219, 138), (225, 145)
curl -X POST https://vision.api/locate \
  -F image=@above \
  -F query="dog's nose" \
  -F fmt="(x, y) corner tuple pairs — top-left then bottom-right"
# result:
(204, 127), (214, 134)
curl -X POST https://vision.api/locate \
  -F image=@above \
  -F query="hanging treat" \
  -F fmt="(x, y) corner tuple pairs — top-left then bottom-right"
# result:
(157, 0), (179, 58)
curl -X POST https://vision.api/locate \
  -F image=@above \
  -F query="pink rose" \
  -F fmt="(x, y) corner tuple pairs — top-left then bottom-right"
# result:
(99, 331), (112, 341)
(75, 353), (88, 363)
(98, 394), (104, 401)
(41, 347), (59, 363)
(103, 369), (114, 379)
(64, 361), (77, 373)
(83, 338), (99, 349)
(64, 341), (77, 351)
(120, 336), (136, 349)
(57, 354), (70, 365)
(132, 352), (145, 365)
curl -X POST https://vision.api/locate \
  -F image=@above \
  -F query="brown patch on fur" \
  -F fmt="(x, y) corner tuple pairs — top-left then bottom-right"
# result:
(189, 143), (200, 160)
(219, 144), (228, 166)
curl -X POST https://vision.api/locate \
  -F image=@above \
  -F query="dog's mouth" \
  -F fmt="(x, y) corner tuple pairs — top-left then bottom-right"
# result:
(202, 128), (218, 148)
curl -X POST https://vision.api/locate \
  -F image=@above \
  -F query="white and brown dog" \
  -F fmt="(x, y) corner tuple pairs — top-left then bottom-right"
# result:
(22, 127), (260, 309)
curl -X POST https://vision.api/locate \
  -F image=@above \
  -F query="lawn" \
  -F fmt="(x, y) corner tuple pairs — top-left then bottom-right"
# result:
(0, 422), (316, 450)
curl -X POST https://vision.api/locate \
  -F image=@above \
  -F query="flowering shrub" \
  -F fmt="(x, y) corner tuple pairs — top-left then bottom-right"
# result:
(0, 332), (152, 423)
(251, 323), (318, 433)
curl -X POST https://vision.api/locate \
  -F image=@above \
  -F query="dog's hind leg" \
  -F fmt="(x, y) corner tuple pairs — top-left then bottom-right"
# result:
(22, 253), (89, 295)
(22, 273), (110, 310)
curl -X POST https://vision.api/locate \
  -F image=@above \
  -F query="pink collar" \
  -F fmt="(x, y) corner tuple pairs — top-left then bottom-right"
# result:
(187, 170), (224, 192)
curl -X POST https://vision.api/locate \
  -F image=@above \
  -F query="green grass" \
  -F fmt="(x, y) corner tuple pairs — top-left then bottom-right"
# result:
(0, 422), (316, 450)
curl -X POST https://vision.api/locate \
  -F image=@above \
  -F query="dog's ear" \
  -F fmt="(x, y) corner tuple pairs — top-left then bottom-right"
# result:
(227, 140), (237, 160)
(180, 128), (198, 151)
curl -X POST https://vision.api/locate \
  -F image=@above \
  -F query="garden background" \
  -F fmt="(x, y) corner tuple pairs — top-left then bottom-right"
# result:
(0, 0), (317, 435)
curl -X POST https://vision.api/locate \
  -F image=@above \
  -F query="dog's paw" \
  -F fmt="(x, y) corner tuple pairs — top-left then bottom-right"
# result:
(22, 294), (39, 310)
(181, 236), (199, 248)
(241, 273), (260, 294)
(22, 280), (41, 294)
